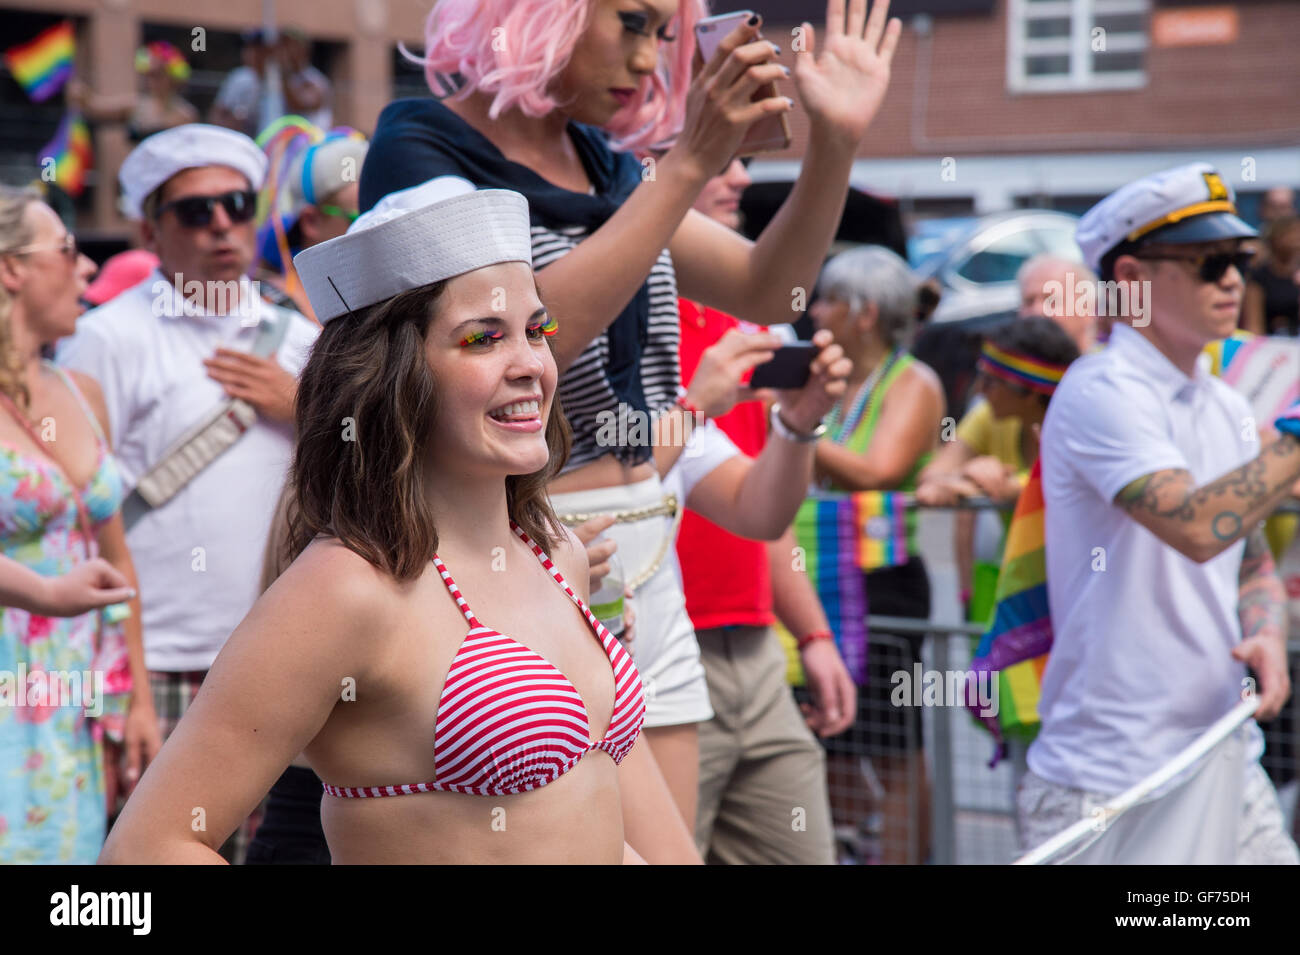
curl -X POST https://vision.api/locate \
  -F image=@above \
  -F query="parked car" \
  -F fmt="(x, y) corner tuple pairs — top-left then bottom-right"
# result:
(909, 210), (1082, 324)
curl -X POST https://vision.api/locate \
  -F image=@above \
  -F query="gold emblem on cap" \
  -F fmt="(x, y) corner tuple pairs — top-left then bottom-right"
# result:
(1202, 171), (1228, 201)
(1125, 170), (1237, 243)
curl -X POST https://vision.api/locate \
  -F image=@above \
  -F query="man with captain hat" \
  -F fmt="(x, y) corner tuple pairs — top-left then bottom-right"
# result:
(1018, 162), (1300, 863)
(58, 124), (319, 861)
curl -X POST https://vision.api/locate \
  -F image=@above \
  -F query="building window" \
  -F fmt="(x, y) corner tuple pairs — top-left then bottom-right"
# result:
(1008, 0), (1149, 93)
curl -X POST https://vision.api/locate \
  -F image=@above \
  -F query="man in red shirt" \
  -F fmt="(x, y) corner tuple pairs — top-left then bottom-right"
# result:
(679, 160), (856, 864)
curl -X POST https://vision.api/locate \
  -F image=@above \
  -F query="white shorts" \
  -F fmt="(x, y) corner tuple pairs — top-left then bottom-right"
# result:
(549, 475), (713, 728)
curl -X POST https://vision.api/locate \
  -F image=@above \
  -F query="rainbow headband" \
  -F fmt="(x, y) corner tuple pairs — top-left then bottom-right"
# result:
(978, 342), (1068, 396)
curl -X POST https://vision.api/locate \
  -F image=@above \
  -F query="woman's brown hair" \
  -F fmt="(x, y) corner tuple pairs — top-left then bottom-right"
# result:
(286, 280), (572, 581)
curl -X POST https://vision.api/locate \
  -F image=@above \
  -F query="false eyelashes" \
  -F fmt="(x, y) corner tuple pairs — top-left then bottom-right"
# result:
(458, 316), (558, 347)
(459, 328), (504, 347)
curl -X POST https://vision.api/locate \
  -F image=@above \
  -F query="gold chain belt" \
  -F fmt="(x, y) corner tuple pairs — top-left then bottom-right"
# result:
(556, 494), (682, 592)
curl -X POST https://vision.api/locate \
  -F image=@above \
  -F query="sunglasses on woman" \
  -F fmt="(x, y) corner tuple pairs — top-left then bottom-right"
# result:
(1134, 249), (1255, 284)
(156, 189), (257, 228)
(5, 232), (78, 261)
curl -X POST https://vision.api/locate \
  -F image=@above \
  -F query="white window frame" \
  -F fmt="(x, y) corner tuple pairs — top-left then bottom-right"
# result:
(1007, 0), (1149, 94)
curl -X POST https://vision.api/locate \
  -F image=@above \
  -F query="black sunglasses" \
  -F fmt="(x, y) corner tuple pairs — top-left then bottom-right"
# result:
(1134, 249), (1254, 284)
(156, 190), (257, 228)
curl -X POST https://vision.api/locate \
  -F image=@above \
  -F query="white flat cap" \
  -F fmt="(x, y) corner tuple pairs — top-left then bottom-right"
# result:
(119, 123), (268, 220)
(1076, 162), (1256, 272)
(293, 176), (533, 323)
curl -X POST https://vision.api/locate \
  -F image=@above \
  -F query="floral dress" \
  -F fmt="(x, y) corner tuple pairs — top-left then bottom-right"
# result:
(0, 363), (128, 863)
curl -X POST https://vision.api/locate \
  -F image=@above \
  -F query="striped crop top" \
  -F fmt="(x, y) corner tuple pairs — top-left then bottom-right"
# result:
(322, 522), (646, 799)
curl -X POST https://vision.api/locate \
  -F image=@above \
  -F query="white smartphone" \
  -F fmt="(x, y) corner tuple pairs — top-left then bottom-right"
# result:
(694, 9), (793, 158)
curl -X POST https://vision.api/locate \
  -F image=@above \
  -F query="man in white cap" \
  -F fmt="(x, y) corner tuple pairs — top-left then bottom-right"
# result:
(58, 123), (319, 862)
(1019, 162), (1300, 863)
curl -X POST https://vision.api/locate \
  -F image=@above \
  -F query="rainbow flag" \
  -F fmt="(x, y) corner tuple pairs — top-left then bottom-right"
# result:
(791, 491), (910, 685)
(4, 21), (75, 103)
(38, 111), (92, 197)
(965, 458), (1053, 762)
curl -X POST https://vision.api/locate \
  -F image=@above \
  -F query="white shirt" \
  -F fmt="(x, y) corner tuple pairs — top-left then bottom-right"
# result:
(57, 272), (319, 671)
(1029, 322), (1262, 794)
(662, 421), (742, 589)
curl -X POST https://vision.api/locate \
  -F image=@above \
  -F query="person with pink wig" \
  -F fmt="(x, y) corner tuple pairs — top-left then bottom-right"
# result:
(360, 0), (903, 836)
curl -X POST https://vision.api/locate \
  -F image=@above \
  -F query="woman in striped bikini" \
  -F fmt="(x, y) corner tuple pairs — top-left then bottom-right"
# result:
(360, 0), (905, 827)
(101, 177), (698, 864)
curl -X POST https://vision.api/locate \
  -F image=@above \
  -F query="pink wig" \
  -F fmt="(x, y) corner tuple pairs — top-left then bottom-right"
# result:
(415, 0), (709, 153)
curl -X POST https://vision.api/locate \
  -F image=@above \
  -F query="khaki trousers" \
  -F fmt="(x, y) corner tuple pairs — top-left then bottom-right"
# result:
(696, 626), (836, 865)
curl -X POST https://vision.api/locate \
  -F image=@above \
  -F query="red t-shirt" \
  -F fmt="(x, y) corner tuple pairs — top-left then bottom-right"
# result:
(675, 299), (774, 630)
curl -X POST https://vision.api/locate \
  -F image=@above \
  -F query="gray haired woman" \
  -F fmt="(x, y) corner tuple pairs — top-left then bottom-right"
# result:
(805, 243), (945, 864)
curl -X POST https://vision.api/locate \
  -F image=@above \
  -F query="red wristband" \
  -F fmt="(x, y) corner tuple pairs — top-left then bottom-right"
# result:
(797, 629), (834, 651)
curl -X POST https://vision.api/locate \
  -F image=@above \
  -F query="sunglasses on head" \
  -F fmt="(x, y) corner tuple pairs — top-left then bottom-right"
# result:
(156, 189), (257, 228)
(1134, 248), (1254, 284)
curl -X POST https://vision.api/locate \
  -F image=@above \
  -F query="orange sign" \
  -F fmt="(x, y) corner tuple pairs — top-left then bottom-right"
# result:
(1152, 7), (1239, 47)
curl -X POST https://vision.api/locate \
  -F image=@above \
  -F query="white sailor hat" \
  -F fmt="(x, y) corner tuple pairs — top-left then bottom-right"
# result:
(119, 123), (268, 220)
(292, 176), (533, 323)
(1076, 162), (1257, 273)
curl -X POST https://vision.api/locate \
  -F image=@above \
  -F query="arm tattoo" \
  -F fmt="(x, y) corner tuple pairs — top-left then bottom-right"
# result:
(1238, 528), (1284, 643)
(1117, 437), (1300, 542)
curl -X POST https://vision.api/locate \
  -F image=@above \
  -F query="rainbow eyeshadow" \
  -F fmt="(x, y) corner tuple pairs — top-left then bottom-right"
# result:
(535, 315), (559, 337)
(459, 328), (504, 347)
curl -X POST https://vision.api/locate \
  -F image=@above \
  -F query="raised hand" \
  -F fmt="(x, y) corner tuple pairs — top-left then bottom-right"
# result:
(793, 0), (903, 148)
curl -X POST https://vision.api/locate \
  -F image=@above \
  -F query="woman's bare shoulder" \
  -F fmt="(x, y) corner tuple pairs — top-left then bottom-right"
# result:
(271, 537), (404, 623)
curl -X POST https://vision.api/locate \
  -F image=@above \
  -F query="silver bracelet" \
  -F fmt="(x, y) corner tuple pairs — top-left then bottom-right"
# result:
(770, 402), (826, 443)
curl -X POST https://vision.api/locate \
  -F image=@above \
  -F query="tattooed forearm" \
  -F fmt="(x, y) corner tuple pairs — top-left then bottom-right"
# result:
(1238, 528), (1285, 643)
(1115, 434), (1300, 559)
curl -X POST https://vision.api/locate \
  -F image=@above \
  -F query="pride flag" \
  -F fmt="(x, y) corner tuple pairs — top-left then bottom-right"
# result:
(39, 111), (92, 197)
(4, 21), (75, 103)
(790, 491), (910, 685)
(965, 458), (1052, 762)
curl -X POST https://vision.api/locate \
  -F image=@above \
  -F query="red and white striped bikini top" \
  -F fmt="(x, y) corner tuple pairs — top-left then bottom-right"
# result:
(322, 522), (646, 799)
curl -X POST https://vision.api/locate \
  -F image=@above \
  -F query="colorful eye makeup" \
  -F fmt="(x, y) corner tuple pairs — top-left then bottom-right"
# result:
(459, 328), (504, 347)
(532, 315), (559, 337)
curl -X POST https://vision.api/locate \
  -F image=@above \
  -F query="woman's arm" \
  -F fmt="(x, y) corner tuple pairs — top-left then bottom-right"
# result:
(768, 532), (856, 737)
(669, 137), (856, 325)
(70, 369), (160, 785)
(0, 555), (133, 616)
(671, 0), (902, 325)
(616, 732), (703, 864)
(99, 542), (383, 863)
(95, 513), (158, 787)
(815, 368), (945, 491)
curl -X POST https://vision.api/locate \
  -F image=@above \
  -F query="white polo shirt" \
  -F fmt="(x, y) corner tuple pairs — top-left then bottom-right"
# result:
(58, 271), (319, 672)
(1029, 322), (1262, 794)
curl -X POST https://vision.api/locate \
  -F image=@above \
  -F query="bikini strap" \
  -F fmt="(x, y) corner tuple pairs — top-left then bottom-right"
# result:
(430, 554), (482, 629)
(510, 521), (611, 645)
(45, 361), (108, 448)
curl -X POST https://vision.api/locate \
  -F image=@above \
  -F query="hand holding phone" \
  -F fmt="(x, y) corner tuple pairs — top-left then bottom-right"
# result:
(749, 342), (816, 389)
(690, 10), (793, 161)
